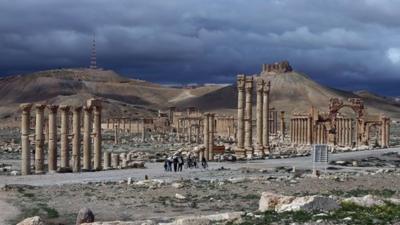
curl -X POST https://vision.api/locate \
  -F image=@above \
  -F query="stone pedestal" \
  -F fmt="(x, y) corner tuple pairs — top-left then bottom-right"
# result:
(20, 103), (33, 175)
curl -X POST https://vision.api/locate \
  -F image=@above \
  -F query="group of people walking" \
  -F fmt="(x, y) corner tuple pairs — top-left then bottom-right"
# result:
(164, 154), (208, 172)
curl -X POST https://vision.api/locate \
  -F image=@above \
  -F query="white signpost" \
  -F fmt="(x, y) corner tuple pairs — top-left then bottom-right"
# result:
(312, 144), (329, 175)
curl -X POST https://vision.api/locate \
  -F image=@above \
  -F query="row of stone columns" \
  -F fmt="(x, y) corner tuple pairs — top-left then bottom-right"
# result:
(290, 117), (312, 145)
(214, 116), (235, 139)
(255, 78), (272, 157)
(236, 75), (250, 158)
(335, 118), (353, 147)
(106, 118), (145, 134)
(203, 113), (215, 160)
(20, 99), (102, 175)
(268, 111), (278, 135)
(236, 75), (272, 158)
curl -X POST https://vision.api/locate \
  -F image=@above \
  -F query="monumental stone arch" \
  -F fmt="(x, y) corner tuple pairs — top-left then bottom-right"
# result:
(290, 97), (390, 149)
(327, 98), (365, 146)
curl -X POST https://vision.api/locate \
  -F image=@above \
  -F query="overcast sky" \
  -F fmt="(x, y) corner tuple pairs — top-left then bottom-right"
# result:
(1, 0), (400, 96)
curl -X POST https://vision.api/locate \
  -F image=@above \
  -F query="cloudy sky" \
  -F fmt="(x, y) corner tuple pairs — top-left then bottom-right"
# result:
(1, 0), (400, 96)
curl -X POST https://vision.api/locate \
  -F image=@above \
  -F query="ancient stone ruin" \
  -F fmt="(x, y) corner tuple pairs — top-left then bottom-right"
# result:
(290, 98), (390, 148)
(19, 98), (102, 175)
(262, 60), (293, 74)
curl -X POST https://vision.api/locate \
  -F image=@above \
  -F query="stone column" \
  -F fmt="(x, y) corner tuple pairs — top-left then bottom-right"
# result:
(380, 115), (390, 148)
(34, 104), (45, 174)
(307, 117), (313, 145)
(280, 111), (285, 141)
(255, 78), (264, 155)
(21, 103), (33, 175)
(104, 152), (111, 170)
(203, 113), (209, 160)
(111, 153), (119, 169)
(114, 125), (118, 145)
(141, 119), (145, 142)
(262, 80), (270, 154)
(92, 102), (102, 171)
(47, 105), (58, 172)
(72, 106), (82, 173)
(188, 122), (192, 143)
(235, 75), (246, 157)
(82, 106), (92, 171)
(290, 118), (293, 143)
(208, 113), (215, 160)
(295, 118), (298, 144)
(244, 76), (253, 158)
(59, 105), (70, 170)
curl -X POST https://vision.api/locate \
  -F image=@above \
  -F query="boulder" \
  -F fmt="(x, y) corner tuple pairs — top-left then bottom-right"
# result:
(259, 192), (339, 212)
(277, 195), (339, 212)
(160, 212), (244, 225)
(81, 221), (156, 225)
(259, 192), (295, 212)
(171, 183), (184, 189)
(76, 208), (95, 225)
(17, 216), (46, 225)
(342, 195), (385, 207)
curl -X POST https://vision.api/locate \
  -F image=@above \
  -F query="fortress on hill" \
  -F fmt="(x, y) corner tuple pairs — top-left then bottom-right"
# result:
(262, 60), (293, 74)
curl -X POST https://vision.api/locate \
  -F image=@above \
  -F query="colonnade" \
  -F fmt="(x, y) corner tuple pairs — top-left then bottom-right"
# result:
(20, 99), (102, 175)
(236, 75), (271, 158)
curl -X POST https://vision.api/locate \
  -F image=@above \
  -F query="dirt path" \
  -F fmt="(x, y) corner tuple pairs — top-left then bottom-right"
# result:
(0, 147), (399, 187)
(0, 193), (19, 225)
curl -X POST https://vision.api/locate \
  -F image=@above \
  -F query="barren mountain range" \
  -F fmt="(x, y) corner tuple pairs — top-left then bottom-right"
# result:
(0, 67), (399, 127)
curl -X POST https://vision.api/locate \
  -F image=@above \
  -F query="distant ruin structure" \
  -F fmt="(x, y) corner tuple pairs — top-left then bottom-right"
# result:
(290, 98), (390, 149)
(262, 60), (293, 74)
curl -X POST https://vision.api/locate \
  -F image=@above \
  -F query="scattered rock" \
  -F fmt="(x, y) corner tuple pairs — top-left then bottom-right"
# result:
(175, 193), (186, 200)
(76, 208), (95, 225)
(259, 192), (339, 213)
(342, 195), (385, 207)
(171, 183), (184, 189)
(17, 216), (45, 225)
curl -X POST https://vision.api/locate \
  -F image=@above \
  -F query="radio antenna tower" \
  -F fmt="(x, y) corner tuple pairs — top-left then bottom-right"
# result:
(90, 34), (97, 69)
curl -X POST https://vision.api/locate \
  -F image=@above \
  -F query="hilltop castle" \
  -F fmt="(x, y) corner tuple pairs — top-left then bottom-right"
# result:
(261, 60), (293, 74)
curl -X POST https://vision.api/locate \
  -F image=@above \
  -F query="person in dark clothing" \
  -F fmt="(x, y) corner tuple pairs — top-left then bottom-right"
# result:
(173, 156), (178, 172)
(164, 159), (168, 171)
(167, 157), (173, 172)
(178, 156), (184, 171)
(201, 157), (208, 169)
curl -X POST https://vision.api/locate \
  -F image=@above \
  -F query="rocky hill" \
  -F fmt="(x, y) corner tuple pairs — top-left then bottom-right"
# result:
(178, 62), (400, 120)
(0, 68), (225, 126)
(1, 64), (399, 128)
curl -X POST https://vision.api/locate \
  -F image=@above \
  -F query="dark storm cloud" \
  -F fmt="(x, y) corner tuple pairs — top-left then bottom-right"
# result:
(1, 0), (400, 95)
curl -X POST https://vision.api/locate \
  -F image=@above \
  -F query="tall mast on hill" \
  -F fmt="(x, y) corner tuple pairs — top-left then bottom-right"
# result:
(90, 34), (97, 69)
